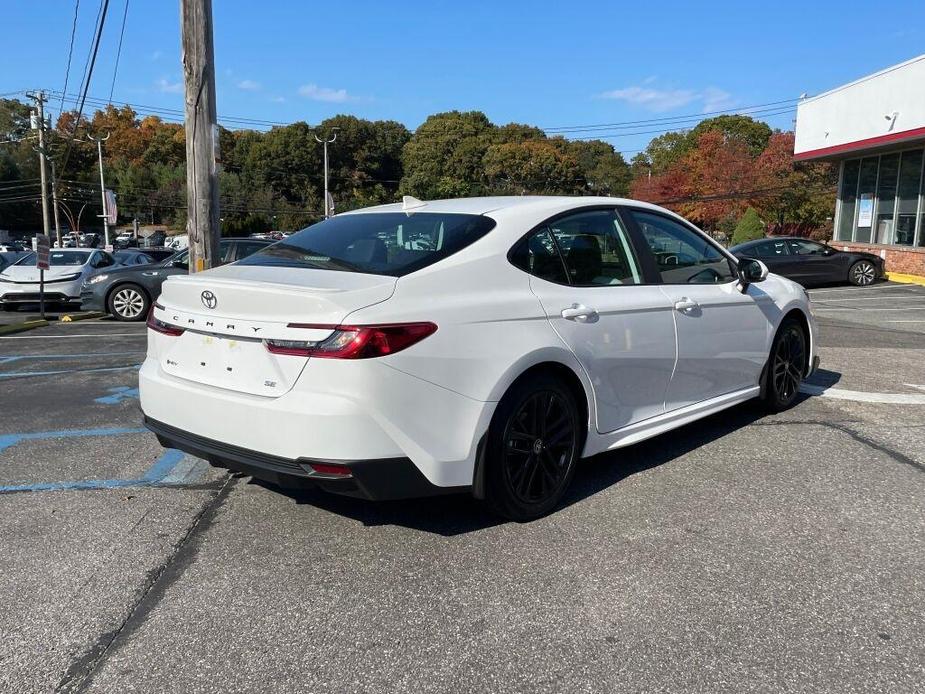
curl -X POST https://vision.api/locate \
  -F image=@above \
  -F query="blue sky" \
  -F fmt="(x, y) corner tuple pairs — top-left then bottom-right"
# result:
(3, 0), (924, 157)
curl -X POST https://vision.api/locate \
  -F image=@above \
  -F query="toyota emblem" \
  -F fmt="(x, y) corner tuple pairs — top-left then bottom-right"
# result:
(201, 290), (217, 309)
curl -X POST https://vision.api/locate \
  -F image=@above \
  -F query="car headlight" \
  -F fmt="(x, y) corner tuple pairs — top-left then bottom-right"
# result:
(0, 274), (12, 283)
(54, 273), (82, 282)
(87, 274), (109, 285)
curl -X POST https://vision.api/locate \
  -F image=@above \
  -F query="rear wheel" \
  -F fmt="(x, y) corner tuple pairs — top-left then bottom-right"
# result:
(485, 374), (583, 521)
(762, 318), (807, 412)
(849, 259), (876, 286)
(108, 284), (149, 321)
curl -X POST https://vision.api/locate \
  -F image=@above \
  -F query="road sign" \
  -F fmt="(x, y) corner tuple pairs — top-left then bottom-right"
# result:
(36, 234), (50, 270)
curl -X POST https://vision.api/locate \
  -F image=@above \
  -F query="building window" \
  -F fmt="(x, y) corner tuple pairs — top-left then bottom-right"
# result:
(874, 153), (899, 244)
(895, 149), (923, 247)
(837, 160), (860, 242)
(855, 157), (879, 243)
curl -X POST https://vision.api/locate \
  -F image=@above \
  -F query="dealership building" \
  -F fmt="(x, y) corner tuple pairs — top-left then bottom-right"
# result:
(795, 54), (925, 277)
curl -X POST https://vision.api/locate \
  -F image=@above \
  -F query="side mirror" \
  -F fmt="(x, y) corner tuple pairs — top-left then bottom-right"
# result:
(737, 257), (768, 291)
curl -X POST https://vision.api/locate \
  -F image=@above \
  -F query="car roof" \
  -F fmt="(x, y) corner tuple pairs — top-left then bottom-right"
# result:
(341, 195), (680, 219)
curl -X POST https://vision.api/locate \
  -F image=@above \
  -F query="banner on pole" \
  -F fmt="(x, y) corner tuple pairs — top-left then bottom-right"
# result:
(105, 189), (118, 225)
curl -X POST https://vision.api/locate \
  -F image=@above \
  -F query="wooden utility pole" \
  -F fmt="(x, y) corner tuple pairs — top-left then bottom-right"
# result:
(181, 0), (220, 272)
(27, 91), (52, 241)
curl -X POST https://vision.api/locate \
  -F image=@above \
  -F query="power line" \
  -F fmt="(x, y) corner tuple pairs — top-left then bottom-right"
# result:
(55, 0), (110, 187)
(542, 98), (801, 132)
(108, 0), (130, 103)
(60, 0), (81, 114)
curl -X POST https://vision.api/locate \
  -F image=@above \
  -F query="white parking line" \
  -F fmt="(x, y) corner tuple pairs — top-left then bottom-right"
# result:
(814, 307), (925, 312)
(808, 284), (922, 294)
(0, 333), (144, 339)
(800, 383), (925, 404)
(813, 295), (925, 303)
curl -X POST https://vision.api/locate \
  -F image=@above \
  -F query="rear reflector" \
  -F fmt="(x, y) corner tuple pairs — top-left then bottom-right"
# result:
(266, 322), (437, 359)
(307, 462), (353, 477)
(146, 305), (184, 336)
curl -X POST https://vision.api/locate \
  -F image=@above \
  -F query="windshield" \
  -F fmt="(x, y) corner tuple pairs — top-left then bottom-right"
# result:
(236, 212), (496, 277)
(15, 251), (91, 266)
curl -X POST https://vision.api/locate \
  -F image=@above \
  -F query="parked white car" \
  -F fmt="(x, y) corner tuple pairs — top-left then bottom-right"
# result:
(0, 248), (116, 310)
(140, 196), (817, 520)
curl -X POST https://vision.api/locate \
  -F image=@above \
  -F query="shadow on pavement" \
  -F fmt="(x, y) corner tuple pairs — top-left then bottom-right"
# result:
(254, 402), (774, 537)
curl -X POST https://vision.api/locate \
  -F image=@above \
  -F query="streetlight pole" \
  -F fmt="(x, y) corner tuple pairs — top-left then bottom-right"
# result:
(87, 132), (111, 247)
(314, 128), (339, 218)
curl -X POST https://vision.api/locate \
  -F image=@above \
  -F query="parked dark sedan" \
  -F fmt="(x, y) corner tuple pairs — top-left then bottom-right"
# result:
(729, 237), (884, 287)
(81, 238), (271, 320)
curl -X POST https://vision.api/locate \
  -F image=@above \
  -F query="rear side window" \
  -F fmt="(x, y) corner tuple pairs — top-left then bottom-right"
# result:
(509, 229), (569, 284)
(753, 240), (789, 258)
(237, 213), (496, 277)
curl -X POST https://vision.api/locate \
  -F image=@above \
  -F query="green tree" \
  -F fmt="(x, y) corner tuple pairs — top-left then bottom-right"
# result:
(688, 115), (773, 157)
(732, 207), (766, 245)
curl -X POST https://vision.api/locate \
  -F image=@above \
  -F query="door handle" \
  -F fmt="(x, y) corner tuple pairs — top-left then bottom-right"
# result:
(673, 297), (699, 313)
(561, 304), (598, 322)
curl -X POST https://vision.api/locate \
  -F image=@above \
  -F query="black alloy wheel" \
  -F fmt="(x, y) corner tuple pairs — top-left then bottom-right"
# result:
(486, 375), (582, 521)
(849, 260), (876, 286)
(764, 319), (807, 411)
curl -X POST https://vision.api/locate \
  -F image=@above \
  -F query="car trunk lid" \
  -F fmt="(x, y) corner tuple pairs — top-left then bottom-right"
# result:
(154, 265), (396, 397)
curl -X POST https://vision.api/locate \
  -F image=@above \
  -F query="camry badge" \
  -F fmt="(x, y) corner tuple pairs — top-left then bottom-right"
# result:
(201, 290), (217, 309)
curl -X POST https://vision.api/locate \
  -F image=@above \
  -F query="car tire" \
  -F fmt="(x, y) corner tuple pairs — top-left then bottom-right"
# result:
(107, 283), (150, 321)
(848, 259), (876, 286)
(762, 318), (807, 412)
(484, 374), (584, 521)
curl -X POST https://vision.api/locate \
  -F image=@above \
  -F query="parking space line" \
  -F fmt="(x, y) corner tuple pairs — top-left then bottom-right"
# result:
(0, 447), (204, 493)
(807, 285), (922, 294)
(0, 364), (141, 380)
(813, 296), (925, 303)
(0, 333), (144, 339)
(800, 383), (925, 404)
(0, 426), (148, 453)
(813, 307), (925, 312)
(0, 351), (144, 365)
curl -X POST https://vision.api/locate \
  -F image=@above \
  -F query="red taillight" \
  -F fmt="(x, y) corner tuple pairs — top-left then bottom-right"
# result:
(145, 305), (185, 337)
(266, 322), (437, 359)
(307, 462), (353, 477)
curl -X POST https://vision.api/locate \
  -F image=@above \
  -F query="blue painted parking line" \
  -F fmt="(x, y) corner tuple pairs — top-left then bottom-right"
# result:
(0, 426), (147, 454)
(95, 386), (140, 405)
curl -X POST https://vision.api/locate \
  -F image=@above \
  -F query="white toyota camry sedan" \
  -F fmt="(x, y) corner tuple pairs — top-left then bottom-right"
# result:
(140, 196), (817, 520)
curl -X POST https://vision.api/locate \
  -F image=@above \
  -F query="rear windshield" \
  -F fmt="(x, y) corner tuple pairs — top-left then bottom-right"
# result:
(236, 212), (496, 277)
(15, 251), (91, 266)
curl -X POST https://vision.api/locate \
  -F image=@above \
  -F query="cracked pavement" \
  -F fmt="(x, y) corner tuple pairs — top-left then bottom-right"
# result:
(1, 285), (924, 693)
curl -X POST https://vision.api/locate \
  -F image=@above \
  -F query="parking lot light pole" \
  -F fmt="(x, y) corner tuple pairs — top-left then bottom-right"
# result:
(87, 132), (111, 247)
(314, 128), (339, 218)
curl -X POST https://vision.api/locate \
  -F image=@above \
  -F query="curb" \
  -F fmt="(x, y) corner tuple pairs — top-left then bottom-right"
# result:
(884, 272), (925, 287)
(0, 319), (49, 336)
(60, 311), (107, 323)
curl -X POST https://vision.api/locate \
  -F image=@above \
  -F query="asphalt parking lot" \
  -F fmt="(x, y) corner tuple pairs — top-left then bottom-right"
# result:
(1, 283), (924, 693)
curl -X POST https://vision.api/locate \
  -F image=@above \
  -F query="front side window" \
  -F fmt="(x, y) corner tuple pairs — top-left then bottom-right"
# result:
(237, 213), (496, 277)
(629, 210), (735, 284)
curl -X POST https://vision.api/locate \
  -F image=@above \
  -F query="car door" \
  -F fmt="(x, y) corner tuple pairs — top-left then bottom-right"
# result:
(624, 208), (771, 411)
(749, 239), (791, 277)
(511, 208), (677, 433)
(784, 239), (835, 284)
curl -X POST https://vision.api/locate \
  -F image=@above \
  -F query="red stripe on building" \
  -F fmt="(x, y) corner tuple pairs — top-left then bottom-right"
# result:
(794, 125), (925, 161)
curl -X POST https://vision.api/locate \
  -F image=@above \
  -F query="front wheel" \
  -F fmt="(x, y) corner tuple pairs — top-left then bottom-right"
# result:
(849, 259), (876, 286)
(762, 319), (807, 412)
(485, 375), (583, 521)
(108, 284), (150, 321)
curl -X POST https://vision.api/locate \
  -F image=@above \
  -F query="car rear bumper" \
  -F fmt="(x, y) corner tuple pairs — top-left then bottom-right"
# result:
(138, 355), (493, 492)
(144, 416), (462, 500)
